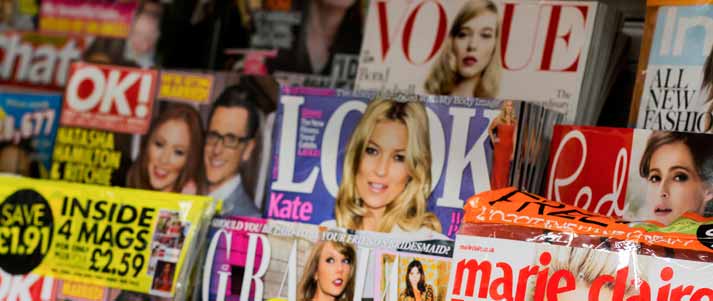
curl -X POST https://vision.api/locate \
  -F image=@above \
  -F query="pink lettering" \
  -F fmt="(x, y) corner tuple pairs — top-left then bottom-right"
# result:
(267, 192), (313, 221)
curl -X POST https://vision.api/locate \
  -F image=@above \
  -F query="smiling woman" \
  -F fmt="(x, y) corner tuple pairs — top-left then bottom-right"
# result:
(321, 98), (442, 236)
(127, 103), (206, 194)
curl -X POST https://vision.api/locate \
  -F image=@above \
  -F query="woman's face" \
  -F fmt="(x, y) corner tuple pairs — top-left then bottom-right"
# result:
(408, 266), (421, 287)
(315, 243), (352, 300)
(147, 119), (190, 192)
(503, 100), (513, 115)
(643, 141), (712, 225)
(162, 264), (172, 276)
(452, 12), (498, 79)
(356, 120), (411, 216)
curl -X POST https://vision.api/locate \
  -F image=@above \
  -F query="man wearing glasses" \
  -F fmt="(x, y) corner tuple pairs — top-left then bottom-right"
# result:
(204, 84), (261, 217)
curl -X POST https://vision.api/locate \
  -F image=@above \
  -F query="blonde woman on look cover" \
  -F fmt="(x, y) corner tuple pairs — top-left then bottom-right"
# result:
(321, 98), (443, 238)
(424, 0), (501, 98)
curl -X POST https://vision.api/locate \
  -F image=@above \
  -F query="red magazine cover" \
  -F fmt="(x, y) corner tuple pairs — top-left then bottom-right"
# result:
(61, 62), (157, 135)
(546, 125), (713, 226)
(0, 31), (88, 91)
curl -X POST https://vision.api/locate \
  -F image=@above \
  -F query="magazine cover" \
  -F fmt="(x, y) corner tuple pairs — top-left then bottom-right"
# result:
(546, 125), (713, 225)
(51, 62), (157, 186)
(228, 0), (365, 89)
(53, 61), (278, 213)
(268, 87), (561, 237)
(449, 188), (713, 301)
(0, 31), (88, 91)
(0, 0), (40, 30)
(355, 0), (598, 122)
(0, 91), (62, 178)
(196, 216), (453, 301)
(0, 176), (214, 299)
(39, 0), (138, 38)
(0, 273), (55, 301)
(631, 1), (713, 133)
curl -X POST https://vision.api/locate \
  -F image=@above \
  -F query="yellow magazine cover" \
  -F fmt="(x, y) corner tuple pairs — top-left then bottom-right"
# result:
(0, 176), (215, 298)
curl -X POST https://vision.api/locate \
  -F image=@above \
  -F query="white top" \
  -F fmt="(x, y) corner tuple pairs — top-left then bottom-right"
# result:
(319, 219), (449, 240)
(209, 174), (242, 202)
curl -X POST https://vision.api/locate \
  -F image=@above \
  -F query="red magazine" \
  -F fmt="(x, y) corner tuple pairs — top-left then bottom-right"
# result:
(546, 125), (713, 226)
(61, 62), (158, 134)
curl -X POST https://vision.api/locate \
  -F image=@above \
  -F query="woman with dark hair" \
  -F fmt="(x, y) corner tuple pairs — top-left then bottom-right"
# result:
(267, 0), (364, 75)
(127, 103), (206, 194)
(399, 260), (434, 301)
(635, 131), (713, 225)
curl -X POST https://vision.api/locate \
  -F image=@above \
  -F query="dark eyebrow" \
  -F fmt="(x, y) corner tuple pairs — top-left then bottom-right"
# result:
(670, 165), (694, 172)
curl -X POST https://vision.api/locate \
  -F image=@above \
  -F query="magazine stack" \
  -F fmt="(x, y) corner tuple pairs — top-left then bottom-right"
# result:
(354, 0), (620, 124)
(0, 0), (710, 300)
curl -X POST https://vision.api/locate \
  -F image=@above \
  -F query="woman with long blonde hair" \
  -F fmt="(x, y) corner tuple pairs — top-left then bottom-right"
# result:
(424, 0), (501, 98)
(488, 100), (517, 189)
(322, 98), (442, 236)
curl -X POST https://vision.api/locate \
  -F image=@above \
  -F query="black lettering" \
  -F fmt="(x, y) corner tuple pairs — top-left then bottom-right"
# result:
(115, 227), (134, 249)
(135, 229), (149, 251)
(138, 208), (155, 228)
(98, 225), (113, 245)
(116, 205), (137, 224)
(78, 222), (98, 243)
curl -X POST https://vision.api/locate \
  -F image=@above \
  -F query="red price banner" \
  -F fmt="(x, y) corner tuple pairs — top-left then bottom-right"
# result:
(61, 62), (157, 134)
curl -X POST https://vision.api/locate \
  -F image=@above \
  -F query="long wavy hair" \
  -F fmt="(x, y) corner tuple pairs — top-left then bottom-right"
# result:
(298, 240), (356, 301)
(334, 98), (441, 233)
(127, 103), (206, 194)
(404, 260), (427, 298)
(424, 0), (501, 98)
(495, 100), (516, 124)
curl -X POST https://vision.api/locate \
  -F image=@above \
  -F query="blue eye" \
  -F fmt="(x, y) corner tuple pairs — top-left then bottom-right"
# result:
(365, 146), (378, 156)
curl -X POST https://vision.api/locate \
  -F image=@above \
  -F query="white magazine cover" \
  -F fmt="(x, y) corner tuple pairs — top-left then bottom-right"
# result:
(355, 0), (599, 122)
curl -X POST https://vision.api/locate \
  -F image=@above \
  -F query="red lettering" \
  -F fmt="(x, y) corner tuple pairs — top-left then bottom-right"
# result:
(540, 5), (588, 72)
(627, 280), (651, 301)
(671, 285), (695, 301)
(533, 252), (551, 301)
(515, 265), (538, 301)
(376, 1), (392, 60)
(691, 288), (713, 301)
(500, 3), (542, 71)
(657, 267), (673, 301)
(547, 270), (575, 301)
(490, 263), (514, 300)
(401, 1), (447, 65)
(590, 273), (615, 301)
(453, 259), (492, 298)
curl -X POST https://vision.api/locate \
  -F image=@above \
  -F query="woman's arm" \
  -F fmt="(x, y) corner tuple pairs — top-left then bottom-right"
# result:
(488, 118), (500, 143)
